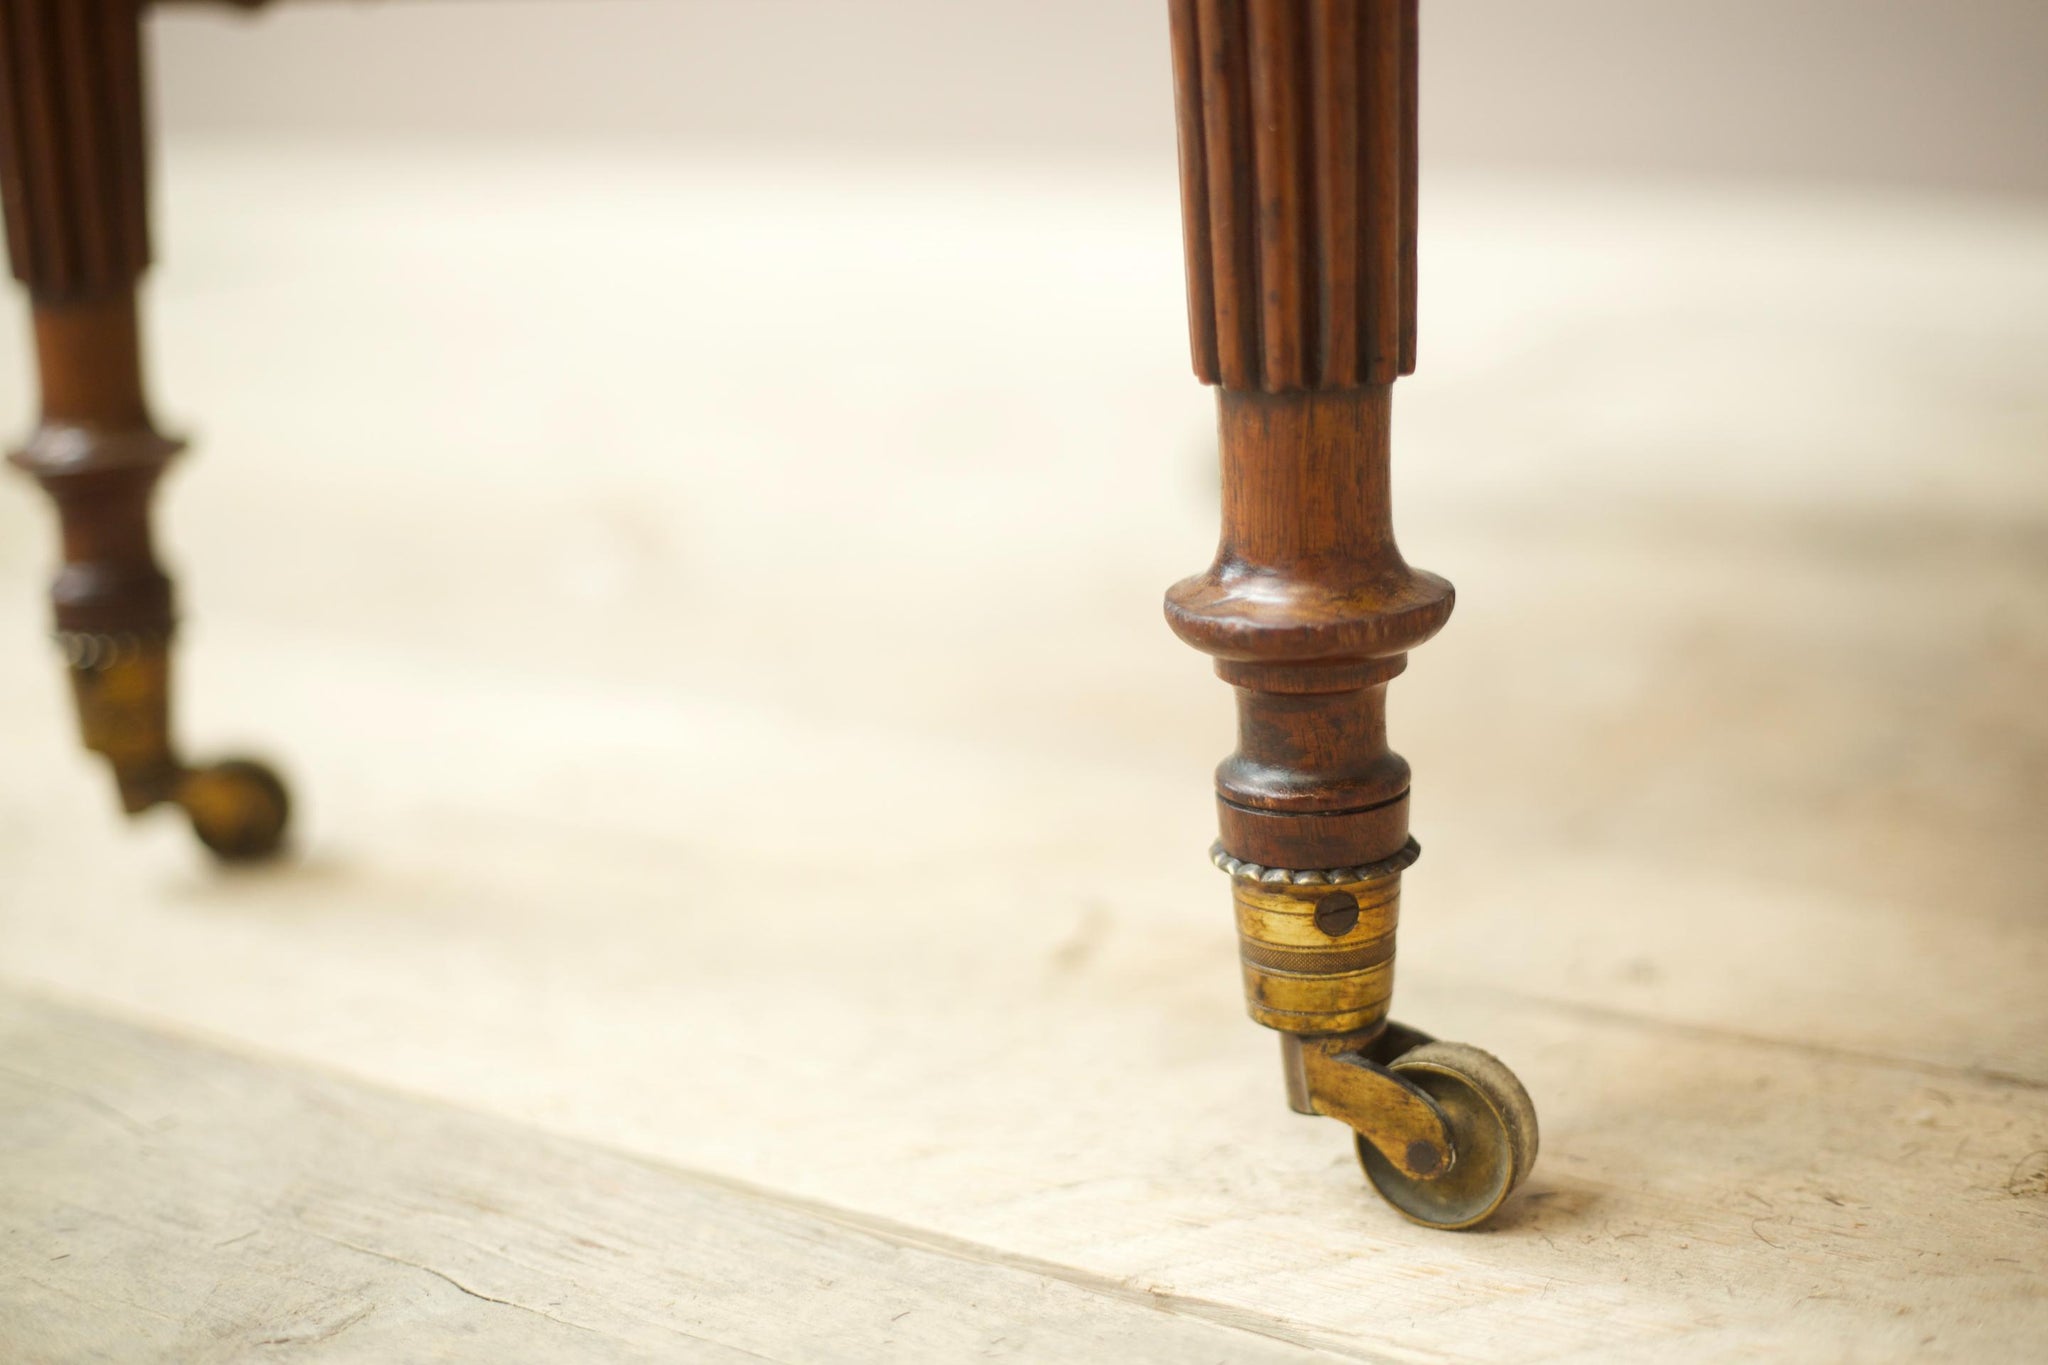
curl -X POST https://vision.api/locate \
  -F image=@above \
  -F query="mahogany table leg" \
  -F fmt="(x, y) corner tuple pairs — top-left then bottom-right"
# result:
(0, 0), (288, 860)
(1163, 0), (1534, 1227)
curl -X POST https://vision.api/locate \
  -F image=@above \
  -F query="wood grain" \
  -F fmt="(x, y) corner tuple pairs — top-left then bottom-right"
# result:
(1169, 0), (1417, 391)
(0, 0), (152, 303)
(1167, 387), (1450, 868)
(0, 989), (1357, 1364)
(1166, 0), (1437, 902)
(1, 134), (2043, 1365)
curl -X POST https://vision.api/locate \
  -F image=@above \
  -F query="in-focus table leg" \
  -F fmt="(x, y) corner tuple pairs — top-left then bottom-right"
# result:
(1161, 0), (1533, 1227)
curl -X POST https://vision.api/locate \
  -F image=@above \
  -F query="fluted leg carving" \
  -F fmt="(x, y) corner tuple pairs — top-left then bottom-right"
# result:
(1163, 0), (1534, 1227)
(2, 0), (288, 859)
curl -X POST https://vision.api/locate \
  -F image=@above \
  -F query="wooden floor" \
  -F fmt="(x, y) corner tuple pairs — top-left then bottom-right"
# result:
(2, 146), (2045, 1361)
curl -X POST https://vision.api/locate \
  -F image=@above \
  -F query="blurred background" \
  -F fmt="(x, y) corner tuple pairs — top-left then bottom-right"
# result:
(1, 2), (2044, 1354)
(154, 0), (2048, 196)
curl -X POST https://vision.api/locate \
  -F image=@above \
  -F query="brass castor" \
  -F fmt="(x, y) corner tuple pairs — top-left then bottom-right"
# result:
(175, 759), (291, 862)
(1281, 1026), (1538, 1231)
(58, 634), (292, 862)
(1221, 846), (1539, 1228)
(1353, 1040), (1539, 1231)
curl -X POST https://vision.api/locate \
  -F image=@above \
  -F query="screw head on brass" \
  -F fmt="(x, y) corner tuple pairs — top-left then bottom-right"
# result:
(1313, 891), (1360, 937)
(1405, 1139), (1443, 1177)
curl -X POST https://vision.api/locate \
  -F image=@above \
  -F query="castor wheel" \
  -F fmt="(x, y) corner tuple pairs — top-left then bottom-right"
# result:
(175, 759), (291, 862)
(1354, 1041), (1538, 1231)
(1224, 854), (1540, 1228)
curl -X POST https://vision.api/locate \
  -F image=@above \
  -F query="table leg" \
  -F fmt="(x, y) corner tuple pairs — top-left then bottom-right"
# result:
(0, 0), (288, 860)
(1162, 0), (1534, 1227)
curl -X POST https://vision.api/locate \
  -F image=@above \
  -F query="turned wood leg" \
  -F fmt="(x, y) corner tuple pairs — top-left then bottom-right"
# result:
(1163, 0), (1533, 1227)
(0, 0), (288, 859)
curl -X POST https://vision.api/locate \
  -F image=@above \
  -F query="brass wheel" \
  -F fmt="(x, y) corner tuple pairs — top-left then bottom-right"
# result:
(1355, 1041), (1537, 1230)
(177, 759), (291, 862)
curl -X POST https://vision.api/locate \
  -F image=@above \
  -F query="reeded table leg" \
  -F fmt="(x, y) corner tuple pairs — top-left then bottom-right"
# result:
(1163, 0), (1534, 1227)
(0, 0), (288, 859)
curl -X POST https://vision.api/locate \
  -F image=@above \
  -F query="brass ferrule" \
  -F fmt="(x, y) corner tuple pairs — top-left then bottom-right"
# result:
(1218, 843), (1415, 1036)
(62, 631), (179, 812)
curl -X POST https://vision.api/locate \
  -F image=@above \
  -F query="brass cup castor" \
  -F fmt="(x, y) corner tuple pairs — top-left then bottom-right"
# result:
(175, 759), (291, 862)
(1216, 842), (1539, 1229)
(61, 633), (292, 863)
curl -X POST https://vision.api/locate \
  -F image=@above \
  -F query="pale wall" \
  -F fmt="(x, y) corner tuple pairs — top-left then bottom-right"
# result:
(154, 0), (2048, 197)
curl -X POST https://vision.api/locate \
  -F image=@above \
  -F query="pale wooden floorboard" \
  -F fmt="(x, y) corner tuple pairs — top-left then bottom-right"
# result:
(0, 988), (1362, 1364)
(0, 149), (2044, 1360)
